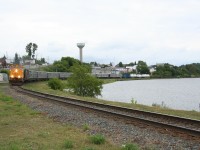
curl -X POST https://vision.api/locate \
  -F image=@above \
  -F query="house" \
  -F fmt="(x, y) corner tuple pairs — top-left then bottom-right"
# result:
(148, 65), (157, 75)
(0, 56), (7, 68)
(126, 65), (137, 72)
(24, 59), (35, 65)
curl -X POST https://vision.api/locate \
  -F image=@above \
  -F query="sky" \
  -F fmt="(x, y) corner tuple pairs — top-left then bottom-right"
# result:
(0, 0), (200, 66)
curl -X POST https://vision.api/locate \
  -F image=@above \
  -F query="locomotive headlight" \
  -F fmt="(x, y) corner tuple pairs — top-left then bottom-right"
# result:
(18, 75), (21, 78)
(10, 75), (14, 78)
(15, 69), (18, 73)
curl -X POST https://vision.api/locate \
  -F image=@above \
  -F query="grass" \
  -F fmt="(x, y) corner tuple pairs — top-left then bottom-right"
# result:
(83, 124), (90, 131)
(90, 134), (105, 145)
(121, 143), (139, 150)
(22, 81), (200, 120)
(0, 85), (120, 150)
(64, 140), (73, 149)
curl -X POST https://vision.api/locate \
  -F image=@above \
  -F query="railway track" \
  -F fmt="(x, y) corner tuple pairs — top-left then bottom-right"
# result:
(12, 86), (200, 138)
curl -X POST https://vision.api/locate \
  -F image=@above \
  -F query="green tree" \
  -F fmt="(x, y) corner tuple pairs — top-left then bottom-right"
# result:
(32, 43), (38, 59)
(51, 57), (81, 72)
(67, 64), (103, 97)
(35, 58), (46, 65)
(25, 42), (38, 59)
(118, 62), (123, 67)
(136, 61), (150, 74)
(14, 53), (20, 65)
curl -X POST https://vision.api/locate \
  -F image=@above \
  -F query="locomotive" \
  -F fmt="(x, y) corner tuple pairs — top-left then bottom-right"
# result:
(9, 65), (25, 85)
(9, 65), (71, 85)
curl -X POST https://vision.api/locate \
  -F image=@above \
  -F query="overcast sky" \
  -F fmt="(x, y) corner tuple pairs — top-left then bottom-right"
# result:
(0, 0), (200, 66)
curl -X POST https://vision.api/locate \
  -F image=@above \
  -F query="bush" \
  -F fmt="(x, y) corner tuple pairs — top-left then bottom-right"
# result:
(63, 140), (73, 149)
(90, 134), (105, 145)
(122, 143), (139, 150)
(68, 64), (103, 97)
(83, 124), (90, 131)
(48, 78), (64, 90)
(0, 69), (9, 75)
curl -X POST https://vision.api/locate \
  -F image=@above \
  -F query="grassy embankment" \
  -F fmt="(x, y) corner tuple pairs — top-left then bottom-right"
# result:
(23, 80), (200, 120)
(0, 85), (120, 150)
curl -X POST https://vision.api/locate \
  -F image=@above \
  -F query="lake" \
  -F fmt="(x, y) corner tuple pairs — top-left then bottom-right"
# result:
(99, 78), (200, 111)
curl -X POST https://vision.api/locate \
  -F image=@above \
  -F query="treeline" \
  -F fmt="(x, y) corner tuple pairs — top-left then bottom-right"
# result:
(152, 63), (200, 78)
(43, 57), (91, 72)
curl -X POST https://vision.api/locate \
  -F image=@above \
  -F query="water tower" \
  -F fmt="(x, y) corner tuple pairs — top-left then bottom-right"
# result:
(77, 43), (85, 63)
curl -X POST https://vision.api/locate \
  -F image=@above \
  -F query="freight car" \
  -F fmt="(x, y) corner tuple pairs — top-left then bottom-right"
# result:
(24, 70), (71, 81)
(93, 73), (122, 78)
(9, 65), (71, 85)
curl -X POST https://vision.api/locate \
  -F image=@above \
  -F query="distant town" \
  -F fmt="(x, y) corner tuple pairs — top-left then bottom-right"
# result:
(1, 42), (200, 78)
(1, 53), (200, 79)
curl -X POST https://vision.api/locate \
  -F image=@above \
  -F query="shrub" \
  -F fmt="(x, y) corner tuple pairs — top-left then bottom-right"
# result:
(131, 98), (137, 104)
(0, 69), (9, 75)
(83, 124), (90, 131)
(64, 140), (73, 149)
(121, 143), (139, 150)
(48, 78), (64, 90)
(68, 64), (103, 97)
(90, 134), (105, 145)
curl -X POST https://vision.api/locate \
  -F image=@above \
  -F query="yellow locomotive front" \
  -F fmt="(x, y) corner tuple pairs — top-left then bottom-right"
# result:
(9, 65), (24, 85)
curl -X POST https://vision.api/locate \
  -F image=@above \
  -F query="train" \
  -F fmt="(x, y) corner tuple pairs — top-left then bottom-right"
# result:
(9, 65), (71, 85)
(9, 65), (150, 85)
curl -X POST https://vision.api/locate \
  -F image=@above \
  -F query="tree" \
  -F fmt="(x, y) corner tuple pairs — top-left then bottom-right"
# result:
(128, 62), (134, 66)
(35, 57), (46, 65)
(25, 42), (38, 59)
(32, 43), (38, 59)
(14, 53), (20, 65)
(67, 64), (103, 97)
(90, 62), (98, 66)
(118, 62), (123, 67)
(136, 61), (150, 74)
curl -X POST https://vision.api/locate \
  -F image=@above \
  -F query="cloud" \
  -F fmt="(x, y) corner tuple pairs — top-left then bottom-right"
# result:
(0, 0), (200, 66)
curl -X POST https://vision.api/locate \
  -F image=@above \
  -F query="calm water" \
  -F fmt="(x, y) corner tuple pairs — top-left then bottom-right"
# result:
(99, 78), (200, 111)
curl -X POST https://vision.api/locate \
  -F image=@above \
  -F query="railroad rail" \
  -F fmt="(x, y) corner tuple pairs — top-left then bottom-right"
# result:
(12, 86), (200, 138)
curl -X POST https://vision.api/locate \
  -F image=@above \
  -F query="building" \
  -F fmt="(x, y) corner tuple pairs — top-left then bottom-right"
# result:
(0, 56), (7, 68)
(126, 65), (137, 72)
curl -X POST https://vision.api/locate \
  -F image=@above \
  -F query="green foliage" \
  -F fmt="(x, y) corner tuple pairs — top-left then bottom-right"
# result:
(35, 58), (46, 65)
(152, 63), (200, 78)
(0, 95), (13, 102)
(83, 124), (90, 131)
(121, 143), (139, 150)
(63, 140), (73, 149)
(25, 42), (38, 59)
(89, 134), (105, 145)
(43, 57), (86, 72)
(118, 62), (124, 67)
(14, 53), (20, 65)
(137, 61), (150, 74)
(152, 101), (168, 109)
(84, 148), (95, 150)
(48, 78), (64, 90)
(9, 142), (20, 150)
(22, 55), (31, 61)
(68, 64), (103, 97)
(0, 69), (9, 75)
(131, 98), (137, 104)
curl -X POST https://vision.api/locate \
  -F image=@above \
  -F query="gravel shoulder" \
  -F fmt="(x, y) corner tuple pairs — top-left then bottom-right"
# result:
(3, 85), (200, 150)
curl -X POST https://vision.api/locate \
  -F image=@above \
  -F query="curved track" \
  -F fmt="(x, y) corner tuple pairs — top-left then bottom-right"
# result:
(12, 86), (200, 138)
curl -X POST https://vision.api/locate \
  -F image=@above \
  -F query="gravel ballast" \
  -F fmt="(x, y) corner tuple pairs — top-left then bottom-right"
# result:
(3, 86), (200, 150)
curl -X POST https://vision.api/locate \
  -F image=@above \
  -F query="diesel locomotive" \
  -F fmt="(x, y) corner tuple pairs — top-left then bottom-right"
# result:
(9, 65), (71, 85)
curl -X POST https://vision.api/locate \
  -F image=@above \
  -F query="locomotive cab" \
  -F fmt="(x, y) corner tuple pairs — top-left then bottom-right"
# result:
(9, 65), (24, 85)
